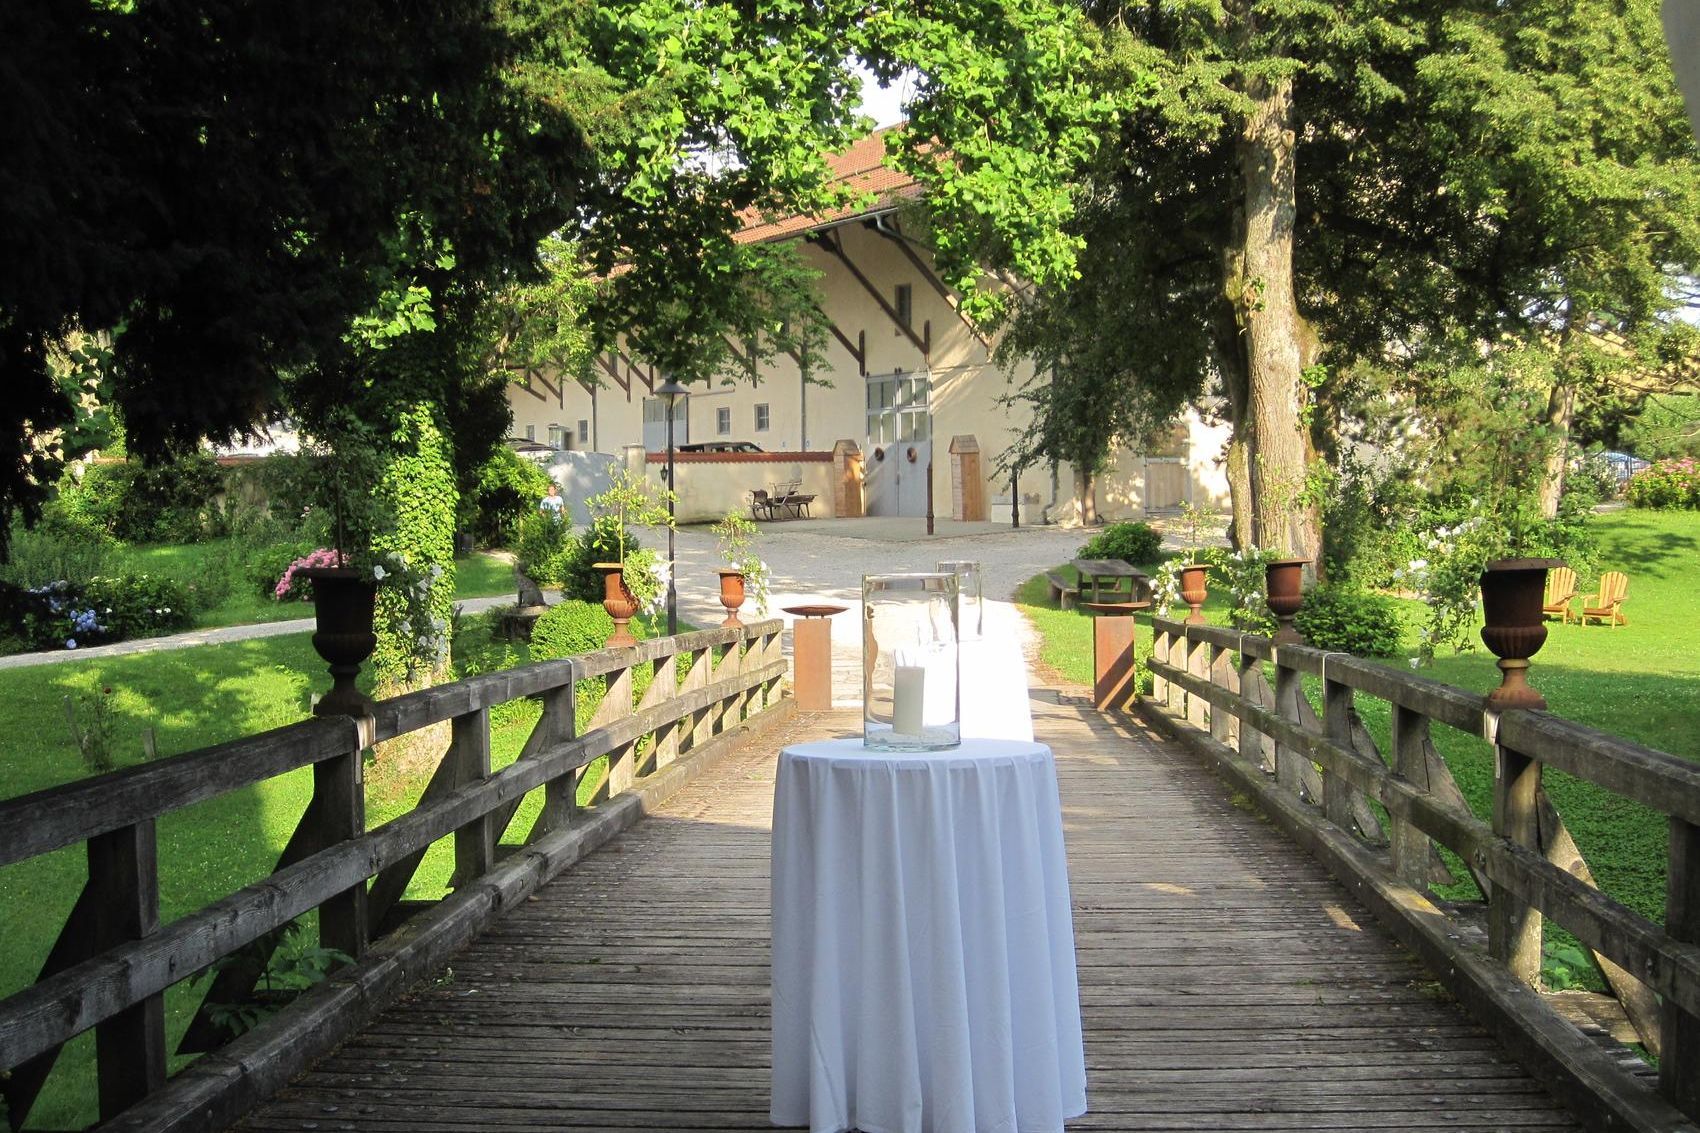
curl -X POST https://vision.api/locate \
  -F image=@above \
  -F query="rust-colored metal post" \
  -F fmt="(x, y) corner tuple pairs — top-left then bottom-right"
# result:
(1093, 612), (1137, 712)
(784, 605), (845, 712)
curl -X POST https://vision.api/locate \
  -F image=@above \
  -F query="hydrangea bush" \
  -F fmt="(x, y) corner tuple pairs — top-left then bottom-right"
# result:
(1625, 458), (1700, 509)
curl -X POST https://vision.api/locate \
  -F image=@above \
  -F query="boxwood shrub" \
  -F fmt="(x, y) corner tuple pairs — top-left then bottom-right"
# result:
(1077, 521), (1163, 565)
(1293, 583), (1404, 658)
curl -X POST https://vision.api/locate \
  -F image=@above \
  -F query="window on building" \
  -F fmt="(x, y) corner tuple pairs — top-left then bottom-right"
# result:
(524, 424), (536, 441)
(895, 283), (913, 328)
(865, 372), (929, 446)
(547, 425), (566, 449)
(754, 403), (771, 432)
(717, 407), (732, 436)
(577, 419), (589, 444)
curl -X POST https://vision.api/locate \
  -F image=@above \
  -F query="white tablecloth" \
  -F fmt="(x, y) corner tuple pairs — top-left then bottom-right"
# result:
(770, 739), (1086, 1133)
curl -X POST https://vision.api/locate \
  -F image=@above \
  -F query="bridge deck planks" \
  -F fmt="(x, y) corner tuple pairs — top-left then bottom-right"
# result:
(239, 696), (1579, 1132)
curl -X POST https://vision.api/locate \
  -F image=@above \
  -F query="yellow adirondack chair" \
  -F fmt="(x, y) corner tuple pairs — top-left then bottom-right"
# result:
(1542, 566), (1578, 624)
(1579, 571), (1630, 627)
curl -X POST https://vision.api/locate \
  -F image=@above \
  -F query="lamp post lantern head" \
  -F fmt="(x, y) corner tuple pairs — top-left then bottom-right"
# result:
(657, 377), (688, 410)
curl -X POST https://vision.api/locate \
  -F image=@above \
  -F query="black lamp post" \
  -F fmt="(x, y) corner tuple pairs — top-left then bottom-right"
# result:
(657, 378), (688, 636)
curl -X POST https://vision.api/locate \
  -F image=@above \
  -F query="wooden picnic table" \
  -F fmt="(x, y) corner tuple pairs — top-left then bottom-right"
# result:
(1072, 559), (1152, 607)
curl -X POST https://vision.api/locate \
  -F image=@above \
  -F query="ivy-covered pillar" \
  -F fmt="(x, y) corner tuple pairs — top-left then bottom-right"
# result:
(370, 403), (458, 692)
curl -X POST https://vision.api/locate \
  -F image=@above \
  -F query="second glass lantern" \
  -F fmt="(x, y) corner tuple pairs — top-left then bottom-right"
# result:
(936, 560), (983, 640)
(862, 573), (961, 751)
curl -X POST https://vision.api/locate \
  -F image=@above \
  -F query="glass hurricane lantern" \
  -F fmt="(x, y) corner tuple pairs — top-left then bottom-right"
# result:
(862, 573), (961, 751)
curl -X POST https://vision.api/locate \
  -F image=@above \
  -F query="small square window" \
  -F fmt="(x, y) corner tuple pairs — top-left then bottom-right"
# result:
(895, 283), (913, 328)
(547, 425), (566, 448)
(524, 424), (535, 441)
(578, 419), (589, 443)
(754, 403), (771, 432)
(717, 407), (732, 435)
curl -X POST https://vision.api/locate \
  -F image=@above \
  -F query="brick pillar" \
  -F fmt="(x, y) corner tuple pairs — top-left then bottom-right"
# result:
(832, 440), (864, 518)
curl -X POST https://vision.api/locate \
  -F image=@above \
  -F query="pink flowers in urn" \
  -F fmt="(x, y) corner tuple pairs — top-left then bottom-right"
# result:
(275, 548), (345, 600)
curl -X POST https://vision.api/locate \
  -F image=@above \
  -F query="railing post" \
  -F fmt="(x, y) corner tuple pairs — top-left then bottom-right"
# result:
(1237, 647), (1273, 774)
(89, 820), (166, 1120)
(451, 707), (494, 887)
(1166, 625), (1187, 719)
(1322, 674), (1354, 832)
(534, 679), (578, 839)
(1208, 644), (1236, 745)
(604, 664), (637, 797)
(1663, 816), (1700, 1117)
(1489, 739), (1542, 986)
(1273, 654), (1305, 797)
(1185, 633), (1210, 730)
(311, 732), (369, 959)
(651, 652), (683, 770)
(1389, 705), (1436, 888)
(1151, 622), (1170, 708)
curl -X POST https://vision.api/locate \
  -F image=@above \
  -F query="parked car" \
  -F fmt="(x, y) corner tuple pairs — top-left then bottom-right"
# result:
(678, 441), (765, 454)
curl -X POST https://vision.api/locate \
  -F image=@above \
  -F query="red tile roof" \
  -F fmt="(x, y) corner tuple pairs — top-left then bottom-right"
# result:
(736, 126), (921, 245)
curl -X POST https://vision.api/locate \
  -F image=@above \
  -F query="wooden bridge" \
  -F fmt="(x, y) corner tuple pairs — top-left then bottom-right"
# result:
(2, 617), (1698, 1132)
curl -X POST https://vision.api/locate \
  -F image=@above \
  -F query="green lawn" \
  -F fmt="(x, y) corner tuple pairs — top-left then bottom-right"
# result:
(1016, 508), (1700, 984)
(122, 539), (519, 631)
(0, 608), (686, 1129)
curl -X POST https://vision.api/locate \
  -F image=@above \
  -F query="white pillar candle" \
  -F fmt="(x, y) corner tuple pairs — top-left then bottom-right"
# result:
(892, 665), (926, 737)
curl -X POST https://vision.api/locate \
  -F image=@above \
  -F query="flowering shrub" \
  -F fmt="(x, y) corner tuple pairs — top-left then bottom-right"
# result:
(1625, 458), (1700, 509)
(0, 574), (190, 653)
(1151, 559), (1184, 618)
(273, 547), (346, 600)
(1394, 495), (1593, 664)
(1203, 546), (1278, 636)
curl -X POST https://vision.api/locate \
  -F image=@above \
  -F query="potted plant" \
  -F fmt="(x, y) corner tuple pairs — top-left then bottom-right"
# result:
(1175, 500), (1219, 623)
(709, 512), (771, 627)
(1479, 557), (1565, 709)
(582, 469), (675, 647)
(1264, 556), (1310, 644)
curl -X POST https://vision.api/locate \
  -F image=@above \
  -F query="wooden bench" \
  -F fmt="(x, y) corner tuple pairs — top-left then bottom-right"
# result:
(1045, 569), (1079, 610)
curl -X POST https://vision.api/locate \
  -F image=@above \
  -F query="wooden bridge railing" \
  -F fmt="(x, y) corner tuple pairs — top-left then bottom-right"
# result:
(1144, 615), (1700, 1131)
(0, 619), (786, 1133)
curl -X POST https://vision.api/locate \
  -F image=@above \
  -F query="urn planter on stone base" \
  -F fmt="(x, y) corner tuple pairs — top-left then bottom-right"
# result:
(717, 568), (747, 627)
(594, 563), (640, 648)
(1178, 563), (1210, 624)
(1480, 558), (1564, 710)
(1265, 558), (1310, 644)
(299, 566), (378, 718)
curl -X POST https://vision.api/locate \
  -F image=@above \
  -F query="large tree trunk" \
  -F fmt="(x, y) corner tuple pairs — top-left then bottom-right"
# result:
(1210, 294), (1257, 550)
(1229, 69), (1319, 562)
(1539, 379), (1576, 518)
(1075, 465), (1099, 525)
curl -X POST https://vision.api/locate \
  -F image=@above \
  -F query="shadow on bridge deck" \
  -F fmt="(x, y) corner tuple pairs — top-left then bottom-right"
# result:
(239, 694), (1579, 1132)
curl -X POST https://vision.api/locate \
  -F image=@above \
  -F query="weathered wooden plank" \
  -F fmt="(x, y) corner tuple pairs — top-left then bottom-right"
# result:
(0, 715), (362, 866)
(450, 708), (494, 890)
(1491, 742), (1543, 987)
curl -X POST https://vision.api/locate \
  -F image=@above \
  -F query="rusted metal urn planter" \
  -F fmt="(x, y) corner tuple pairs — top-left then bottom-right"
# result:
(717, 568), (747, 627)
(1479, 558), (1565, 710)
(1179, 563), (1210, 624)
(1265, 557), (1310, 644)
(300, 566), (378, 717)
(594, 563), (640, 648)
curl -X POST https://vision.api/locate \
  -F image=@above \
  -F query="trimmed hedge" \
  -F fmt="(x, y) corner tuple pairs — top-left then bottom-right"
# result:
(1293, 583), (1404, 658)
(1077, 521), (1163, 565)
